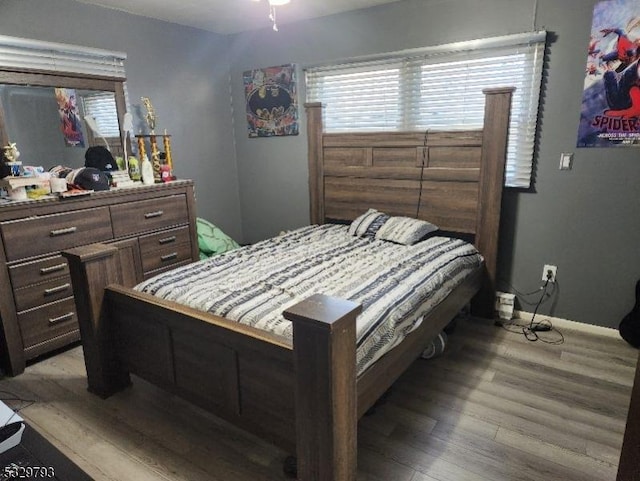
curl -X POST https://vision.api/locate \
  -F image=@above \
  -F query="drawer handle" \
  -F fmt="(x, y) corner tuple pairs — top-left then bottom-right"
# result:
(160, 252), (178, 262)
(50, 226), (77, 237)
(40, 263), (67, 275)
(158, 236), (176, 245)
(49, 312), (74, 325)
(44, 283), (71, 296)
(144, 210), (164, 219)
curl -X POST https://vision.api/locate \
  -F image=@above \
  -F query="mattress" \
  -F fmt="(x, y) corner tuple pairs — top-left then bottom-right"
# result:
(135, 224), (483, 375)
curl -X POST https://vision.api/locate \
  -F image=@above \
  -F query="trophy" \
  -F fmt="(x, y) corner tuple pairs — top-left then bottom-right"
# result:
(136, 97), (175, 183)
(141, 97), (156, 135)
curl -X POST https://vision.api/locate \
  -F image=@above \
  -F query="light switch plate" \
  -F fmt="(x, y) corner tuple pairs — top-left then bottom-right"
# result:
(560, 152), (573, 170)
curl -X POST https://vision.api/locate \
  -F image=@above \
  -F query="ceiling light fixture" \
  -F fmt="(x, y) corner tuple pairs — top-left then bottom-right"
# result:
(252, 0), (291, 32)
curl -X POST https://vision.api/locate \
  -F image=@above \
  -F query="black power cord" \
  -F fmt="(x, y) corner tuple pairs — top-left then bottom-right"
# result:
(498, 279), (557, 306)
(415, 130), (428, 218)
(498, 276), (564, 345)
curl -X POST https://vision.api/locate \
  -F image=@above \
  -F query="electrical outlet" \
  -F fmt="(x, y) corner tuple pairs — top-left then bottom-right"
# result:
(542, 264), (557, 282)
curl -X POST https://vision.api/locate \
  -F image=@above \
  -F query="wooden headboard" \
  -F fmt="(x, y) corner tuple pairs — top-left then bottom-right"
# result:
(305, 88), (514, 314)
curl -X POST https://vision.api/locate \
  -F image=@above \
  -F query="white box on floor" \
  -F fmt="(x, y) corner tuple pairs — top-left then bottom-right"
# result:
(495, 291), (516, 320)
(0, 400), (24, 453)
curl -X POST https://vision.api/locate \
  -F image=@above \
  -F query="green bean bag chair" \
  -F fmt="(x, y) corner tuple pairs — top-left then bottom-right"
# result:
(196, 217), (240, 260)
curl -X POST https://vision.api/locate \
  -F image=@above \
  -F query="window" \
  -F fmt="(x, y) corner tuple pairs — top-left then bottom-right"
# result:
(81, 92), (120, 138)
(305, 31), (546, 188)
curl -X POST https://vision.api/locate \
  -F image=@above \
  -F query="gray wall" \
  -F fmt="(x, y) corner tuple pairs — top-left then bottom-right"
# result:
(0, 0), (243, 241)
(229, 0), (640, 328)
(2, 0), (637, 328)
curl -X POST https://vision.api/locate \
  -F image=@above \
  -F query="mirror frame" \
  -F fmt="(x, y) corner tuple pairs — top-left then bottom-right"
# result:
(0, 67), (128, 155)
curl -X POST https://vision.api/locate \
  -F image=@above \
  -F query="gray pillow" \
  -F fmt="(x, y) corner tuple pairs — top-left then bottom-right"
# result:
(348, 209), (390, 239)
(375, 216), (438, 245)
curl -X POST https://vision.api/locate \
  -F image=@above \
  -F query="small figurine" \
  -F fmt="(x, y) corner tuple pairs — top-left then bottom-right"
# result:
(3, 142), (20, 163)
(2, 142), (22, 177)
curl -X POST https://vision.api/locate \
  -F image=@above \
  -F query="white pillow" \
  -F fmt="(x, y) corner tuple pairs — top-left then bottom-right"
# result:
(375, 216), (438, 245)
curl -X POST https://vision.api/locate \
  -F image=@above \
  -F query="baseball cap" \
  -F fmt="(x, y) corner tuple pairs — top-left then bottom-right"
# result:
(67, 167), (110, 191)
(85, 146), (116, 171)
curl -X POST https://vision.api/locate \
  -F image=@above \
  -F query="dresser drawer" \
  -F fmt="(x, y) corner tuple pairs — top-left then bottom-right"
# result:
(1, 207), (113, 261)
(142, 242), (193, 273)
(17, 297), (78, 349)
(14, 276), (73, 312)
(143, 260), (192, 280)
(139, 225), (191, 253)
(111, 195), (188, 238)
(9, 255), (70, 289)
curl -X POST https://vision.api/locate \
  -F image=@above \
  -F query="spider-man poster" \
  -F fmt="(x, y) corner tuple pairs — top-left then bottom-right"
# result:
(578, 0), (640, 147)
(55, 87), (85, 147)
(243, 64), (298, 138)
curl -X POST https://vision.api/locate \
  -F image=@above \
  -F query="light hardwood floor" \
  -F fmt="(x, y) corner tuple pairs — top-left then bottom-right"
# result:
(1, 316), (637, 481)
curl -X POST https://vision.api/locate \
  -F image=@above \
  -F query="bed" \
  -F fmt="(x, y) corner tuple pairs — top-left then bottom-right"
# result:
(62, 87), (513, 481)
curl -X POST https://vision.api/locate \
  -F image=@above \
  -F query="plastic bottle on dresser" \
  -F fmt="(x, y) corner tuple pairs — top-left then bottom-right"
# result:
(141, 155), (154, 185)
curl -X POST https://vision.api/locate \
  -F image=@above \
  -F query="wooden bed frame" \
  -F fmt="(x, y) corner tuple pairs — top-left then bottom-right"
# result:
(62, 87), (513, 481)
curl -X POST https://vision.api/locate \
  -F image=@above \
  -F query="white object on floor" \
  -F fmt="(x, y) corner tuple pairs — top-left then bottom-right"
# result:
(421, 331), (447, 359)
(0, 400), (24, 454)
(495, 291), (516, 320)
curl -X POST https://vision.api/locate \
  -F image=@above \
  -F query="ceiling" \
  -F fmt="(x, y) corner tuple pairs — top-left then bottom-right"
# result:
(75, 0), (403, 35)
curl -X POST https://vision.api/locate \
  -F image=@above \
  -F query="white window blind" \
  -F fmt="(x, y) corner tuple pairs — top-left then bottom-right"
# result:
(81, 92), (120, 138)
(0, 34), (126, 79)
(306, 31), (546, 188)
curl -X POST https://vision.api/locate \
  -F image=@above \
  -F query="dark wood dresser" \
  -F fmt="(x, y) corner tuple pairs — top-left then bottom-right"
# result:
(0, 180), (198, 376)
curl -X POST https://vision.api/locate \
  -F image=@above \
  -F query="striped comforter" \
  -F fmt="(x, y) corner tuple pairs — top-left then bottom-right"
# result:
(135, 224), (483, 375)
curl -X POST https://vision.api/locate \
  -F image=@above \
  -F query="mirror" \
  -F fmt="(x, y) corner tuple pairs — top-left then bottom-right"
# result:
(0, 70), (128, 172)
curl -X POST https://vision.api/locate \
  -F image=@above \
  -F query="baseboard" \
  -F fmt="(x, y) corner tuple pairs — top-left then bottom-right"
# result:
(513, 310), (621, 339)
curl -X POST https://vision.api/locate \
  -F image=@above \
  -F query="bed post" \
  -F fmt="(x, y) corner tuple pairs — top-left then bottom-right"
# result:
(283, 294), (362, 481)
(474, 87), (514, 317)
(306, 102), (324, 224)
(63, 243), (131, 398)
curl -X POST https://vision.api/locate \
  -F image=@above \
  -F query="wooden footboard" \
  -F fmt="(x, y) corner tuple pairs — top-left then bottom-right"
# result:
(64, 241), (481, 481)
(63, 243), (362, 481)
